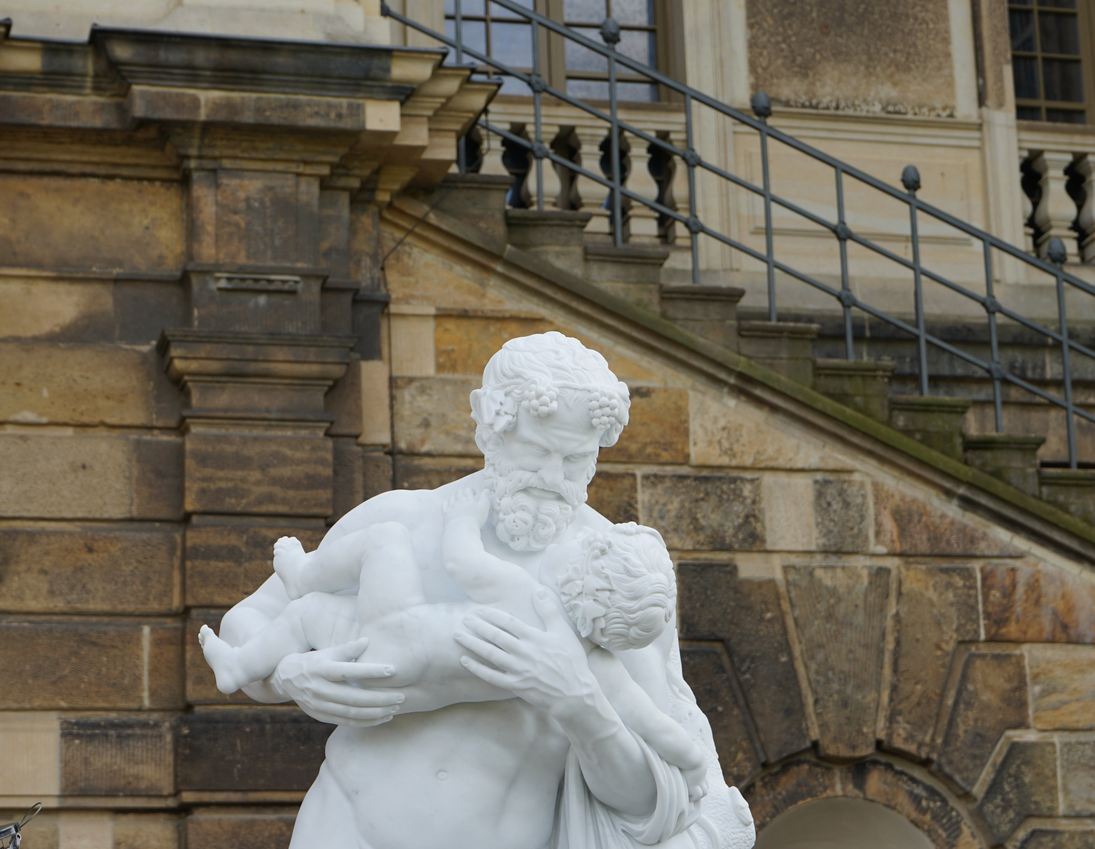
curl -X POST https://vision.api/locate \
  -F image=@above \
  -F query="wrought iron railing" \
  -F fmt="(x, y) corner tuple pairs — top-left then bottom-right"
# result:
(382, 0), (1094, 470)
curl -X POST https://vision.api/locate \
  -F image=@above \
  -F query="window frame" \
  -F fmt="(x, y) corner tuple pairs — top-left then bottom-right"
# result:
(1010, 0), (1095, 125)
(444, 0), (681, 103)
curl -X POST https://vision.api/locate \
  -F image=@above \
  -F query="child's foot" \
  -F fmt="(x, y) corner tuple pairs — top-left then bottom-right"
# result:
(443, 488), (490, 526)
(198, 625), (250, 695)
(273, 536), (310, 599)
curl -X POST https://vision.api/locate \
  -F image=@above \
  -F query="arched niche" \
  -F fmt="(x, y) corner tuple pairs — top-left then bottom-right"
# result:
(754, 797), (935, 849)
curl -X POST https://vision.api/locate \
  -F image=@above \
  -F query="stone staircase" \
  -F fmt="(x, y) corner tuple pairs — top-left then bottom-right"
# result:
(417, 173), (1095, 528)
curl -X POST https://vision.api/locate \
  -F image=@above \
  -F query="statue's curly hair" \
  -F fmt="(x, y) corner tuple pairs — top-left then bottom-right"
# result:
(469, 332), (630, 452)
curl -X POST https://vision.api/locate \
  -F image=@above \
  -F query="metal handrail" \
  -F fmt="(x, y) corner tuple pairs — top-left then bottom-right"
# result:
(382, 0), (1094, 469)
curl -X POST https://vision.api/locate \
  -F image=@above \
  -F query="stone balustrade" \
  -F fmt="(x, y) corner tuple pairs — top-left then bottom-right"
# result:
(470, 99), (689, 246)
(1019, 127), (1095, 263)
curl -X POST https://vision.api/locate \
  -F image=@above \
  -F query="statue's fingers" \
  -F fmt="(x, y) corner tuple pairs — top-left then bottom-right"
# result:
(305, 701), (396, 727)
(471, 606), (536, 638)
(308, 679), (404, 708)
(459, 655), (511, 689)
(462, 615), (521, 653)
(454, 630), (512, 670)
(324, 637), (369, 662)
(321, 660), (394, 681)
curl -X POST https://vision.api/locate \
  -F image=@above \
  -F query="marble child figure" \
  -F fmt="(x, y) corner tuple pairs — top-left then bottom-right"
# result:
(200, 490), (710, 800)
(211, 331), (756, 849)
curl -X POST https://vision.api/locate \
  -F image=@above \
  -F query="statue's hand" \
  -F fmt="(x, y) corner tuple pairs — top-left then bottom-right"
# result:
(270, 638), (405, 727)
(454, 590), (598, 715)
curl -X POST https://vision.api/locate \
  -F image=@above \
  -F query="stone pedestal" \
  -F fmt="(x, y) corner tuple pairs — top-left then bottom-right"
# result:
(813, 359), (897, 422)
(889, 396), (972, 460)
(1039, 468), (1095, 524)
(584, 244), (671, 313)
(963, 433), (1046, 496)
(505, 209), (593, 278)
(421, 174), (513, 244)
(659, 285), (745, 350)
(737, 320), (821, 384)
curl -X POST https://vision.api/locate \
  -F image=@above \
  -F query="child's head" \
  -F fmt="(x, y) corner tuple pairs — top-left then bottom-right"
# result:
(555, 523), (676, 652)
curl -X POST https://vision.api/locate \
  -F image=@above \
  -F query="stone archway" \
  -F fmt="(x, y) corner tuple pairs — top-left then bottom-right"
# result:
(744, 755), (987, 849)
(754, 797), (934, 849)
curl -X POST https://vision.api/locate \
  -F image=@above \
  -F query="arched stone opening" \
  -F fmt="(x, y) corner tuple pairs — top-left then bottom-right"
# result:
(744, 755), (987, 849)
(754, 797), (935, 849)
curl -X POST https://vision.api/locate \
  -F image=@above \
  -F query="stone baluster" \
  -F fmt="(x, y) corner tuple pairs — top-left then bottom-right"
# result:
(1019, 150), (1036, 254)
(1072, 152), (1095, 262)
(573, 125), (613, 238)
(1031, 149), (1079, 261)
(551, 126), (583, 211)
(626, 131), (660, 243)
(524, 122), (561, 210)
(667, 129), (690, 248)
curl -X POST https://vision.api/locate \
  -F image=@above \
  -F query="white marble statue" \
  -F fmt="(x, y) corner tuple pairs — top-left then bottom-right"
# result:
(208, 331), (756, 849)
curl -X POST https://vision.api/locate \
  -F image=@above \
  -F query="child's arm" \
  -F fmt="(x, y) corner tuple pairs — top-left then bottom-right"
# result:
(586, 647), (708, 801)
(442, 489), (536, 605)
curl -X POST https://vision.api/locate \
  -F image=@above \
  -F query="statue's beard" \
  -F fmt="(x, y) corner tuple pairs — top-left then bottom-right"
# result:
(482, 457), (589, 552)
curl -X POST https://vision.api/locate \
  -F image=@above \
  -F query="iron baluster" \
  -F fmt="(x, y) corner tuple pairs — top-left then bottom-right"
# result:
(983, 240), (1004, 433)
(684, 94), (700, 286)
(602, 17), (623, 246)
(455, 0), (465, 174)
(903, 165), (930, 397)
(1049, 238), (1079, 469)
(531, 18), (544, 211)
(834, 167), (853, 359)
(752, 92), (776, 322)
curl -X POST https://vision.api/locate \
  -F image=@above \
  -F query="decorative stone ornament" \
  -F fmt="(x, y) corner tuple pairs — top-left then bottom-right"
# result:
(206, 332), (756, 849)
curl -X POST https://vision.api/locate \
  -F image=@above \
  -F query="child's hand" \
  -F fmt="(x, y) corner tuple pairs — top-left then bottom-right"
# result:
(684, 762), (709, 802)
(443, 488), (490, 526)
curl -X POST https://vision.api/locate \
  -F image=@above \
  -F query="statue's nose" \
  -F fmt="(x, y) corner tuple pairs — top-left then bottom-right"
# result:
(540, 456), (564, 486)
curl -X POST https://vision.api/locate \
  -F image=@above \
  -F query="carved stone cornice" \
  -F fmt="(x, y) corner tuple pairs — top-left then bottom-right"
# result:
(158, 329), (355, 430)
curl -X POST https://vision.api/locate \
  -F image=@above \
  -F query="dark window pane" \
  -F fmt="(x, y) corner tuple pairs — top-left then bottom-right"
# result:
(566, 28), (609, 71)
(1013, 55), (1041, 98)
(1039, 0), (1076, 8)
(1017, 105), (1042, 119)
(491, 0), (532, 14)
(1043, 58), (1084, 101)
(1010, 9), (1036, 50)
(564, 0), (605, 23)
(612, 0), (656, 26)
(446, 0), (486, 14)
(617, 28), (656, 67)
(490, 22), (532, 67)
(615, 81), (658, 101)
(1039, 11), (1081, 54)
(567, 78), (610, 99)
(445, 19), (488, 57)
(1012, 0), (1032, 5)
(1046, 107), (1086, 121)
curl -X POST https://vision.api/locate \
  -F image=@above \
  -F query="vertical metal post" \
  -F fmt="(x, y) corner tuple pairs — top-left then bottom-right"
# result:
(531, 18), (544, 211)
(904, 168), (929, 396)
(983, 240), (1004, 433)
(759, 123), (776, 322)
(455, 0), (466, 174)
(685, 95), (700, 286)
(835, 167), (853, 359)
(1055, 263), (1079, 468)
(608, 47), (623, 246)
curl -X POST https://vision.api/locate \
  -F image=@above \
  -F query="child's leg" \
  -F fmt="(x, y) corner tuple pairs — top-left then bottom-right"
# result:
(200, 594), (327, 694)
(357, 521), (425, 624)
(275, 529), (380, 600)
